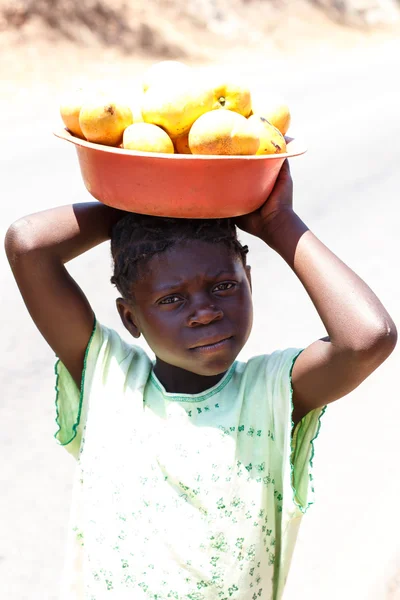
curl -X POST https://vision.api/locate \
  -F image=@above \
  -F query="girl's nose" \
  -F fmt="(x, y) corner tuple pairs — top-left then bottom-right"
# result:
(187, 304), (223, 327)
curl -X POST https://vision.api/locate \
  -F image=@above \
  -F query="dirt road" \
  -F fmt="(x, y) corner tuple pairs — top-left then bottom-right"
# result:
(1, 41), (400, 599)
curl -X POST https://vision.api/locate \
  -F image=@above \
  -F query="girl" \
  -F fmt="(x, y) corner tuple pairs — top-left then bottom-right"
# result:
(5, 162), (396, 599)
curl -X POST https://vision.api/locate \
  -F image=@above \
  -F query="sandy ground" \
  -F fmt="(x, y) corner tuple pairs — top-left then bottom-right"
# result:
(1, 29), (400, 599)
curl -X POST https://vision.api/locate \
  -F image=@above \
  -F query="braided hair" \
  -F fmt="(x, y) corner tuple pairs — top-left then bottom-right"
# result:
(110, 213), (249, 300)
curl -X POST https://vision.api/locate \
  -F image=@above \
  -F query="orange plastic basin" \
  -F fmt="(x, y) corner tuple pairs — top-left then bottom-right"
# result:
(54, 128), (307, 219)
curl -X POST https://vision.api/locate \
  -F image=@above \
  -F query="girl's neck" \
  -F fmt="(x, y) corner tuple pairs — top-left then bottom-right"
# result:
(153, 359), (227, 395)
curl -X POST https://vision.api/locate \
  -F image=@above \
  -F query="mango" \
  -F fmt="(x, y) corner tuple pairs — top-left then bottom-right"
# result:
(248, 115), (287, 155)
(79, 100), (133, 146)
(123, 123), (174, 154)
(142, 80), (215, 138)
(189, 109), (260, 156)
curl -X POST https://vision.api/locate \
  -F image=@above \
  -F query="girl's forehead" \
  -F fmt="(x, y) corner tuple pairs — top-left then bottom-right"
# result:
(135, 240), (246, 291)
(151, 240), (240, 271)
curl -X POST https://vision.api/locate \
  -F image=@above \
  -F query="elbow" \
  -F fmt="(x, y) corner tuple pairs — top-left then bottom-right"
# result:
(353, 319), (397, 364)
(4, 219), (37, 264)
(380, 320), (398, 357)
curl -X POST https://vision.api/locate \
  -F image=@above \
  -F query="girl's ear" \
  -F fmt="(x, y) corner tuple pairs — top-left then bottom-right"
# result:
(245, 265), (252, 292)
(116, 298), (141, 338)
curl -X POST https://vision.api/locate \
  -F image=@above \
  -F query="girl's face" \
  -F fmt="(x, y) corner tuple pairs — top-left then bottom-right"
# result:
(117, 240), (253, 381)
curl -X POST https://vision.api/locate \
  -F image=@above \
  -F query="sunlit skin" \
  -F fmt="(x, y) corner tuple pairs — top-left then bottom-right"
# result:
(5, 162), (396, 427)
(116, 240), (253, 394)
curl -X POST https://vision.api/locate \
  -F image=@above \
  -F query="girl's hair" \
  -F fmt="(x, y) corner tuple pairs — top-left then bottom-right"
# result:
(110, 213), (249, 300)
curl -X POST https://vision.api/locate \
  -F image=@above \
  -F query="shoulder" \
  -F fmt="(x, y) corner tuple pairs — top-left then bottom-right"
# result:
(235, 348), (303, 384)
(91, 320), (150, 361)
(85, 319), (153, 384)
(232, 349), (303, 418)
(54, 319), (153, 457)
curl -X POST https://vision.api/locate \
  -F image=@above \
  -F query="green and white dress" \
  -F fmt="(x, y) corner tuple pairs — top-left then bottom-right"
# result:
(54, 319), (326, 600)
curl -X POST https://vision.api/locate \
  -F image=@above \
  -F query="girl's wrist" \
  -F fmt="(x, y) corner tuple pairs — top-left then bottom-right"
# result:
(260, 208), (308, 266)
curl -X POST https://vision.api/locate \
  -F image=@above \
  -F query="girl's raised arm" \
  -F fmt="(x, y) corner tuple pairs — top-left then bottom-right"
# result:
(5, 202), (125, 387)
(237, 162), (397, 425)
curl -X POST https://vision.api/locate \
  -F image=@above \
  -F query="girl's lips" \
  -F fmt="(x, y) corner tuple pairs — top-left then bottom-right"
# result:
(190, 336), (233, 353)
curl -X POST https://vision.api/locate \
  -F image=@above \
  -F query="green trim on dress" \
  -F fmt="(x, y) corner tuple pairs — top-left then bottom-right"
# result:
(54, 316), (97, 447)
(149, 361), (237, 403)
(289, 349), (327, 514)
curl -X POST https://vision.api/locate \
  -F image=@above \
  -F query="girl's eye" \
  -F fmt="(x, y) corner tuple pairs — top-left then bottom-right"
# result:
(213, 282), (235, 292)
(159, 295), (181, 305)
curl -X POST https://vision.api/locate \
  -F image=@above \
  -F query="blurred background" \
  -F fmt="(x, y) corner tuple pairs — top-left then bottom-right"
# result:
(1, 1), (400, 599)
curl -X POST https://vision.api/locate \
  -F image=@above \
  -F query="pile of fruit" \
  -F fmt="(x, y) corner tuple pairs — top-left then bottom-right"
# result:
(60, 61), (291, 157)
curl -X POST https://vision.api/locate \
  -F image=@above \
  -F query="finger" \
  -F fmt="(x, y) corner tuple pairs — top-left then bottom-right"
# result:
(267, 159), (292, 201)
(270, 159), (288, 183)
(277, 159), (292, 187)
(280, 159), (291, 177)
(271, 159), (290, 188)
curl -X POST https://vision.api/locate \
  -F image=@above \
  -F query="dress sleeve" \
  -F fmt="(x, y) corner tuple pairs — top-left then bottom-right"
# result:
(266, 348), (327, 515)
(53, 318), (151, 460)
(54, 318), (104, 460)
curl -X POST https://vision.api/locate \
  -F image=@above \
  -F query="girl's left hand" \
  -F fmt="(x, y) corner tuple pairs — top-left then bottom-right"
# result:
(235, 159), (294, 241)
